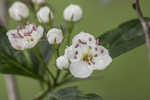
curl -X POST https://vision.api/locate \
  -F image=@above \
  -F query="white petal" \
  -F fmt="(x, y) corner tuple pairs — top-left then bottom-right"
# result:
(7, 30), (25, 50)
(37, 6), (53, 23)
(64, 4), (82, 22)
(47, 28), (63, 44)
(32, 0), (45, 4)
(33, 26), (44, 40)
(70, 62), (93, 78)
(92, 55), (112, 70)
(72, 32), (96, 47)
(56, 56), (69, 70)
(9, 1), (29, 21)
(64, 46), (82, 63)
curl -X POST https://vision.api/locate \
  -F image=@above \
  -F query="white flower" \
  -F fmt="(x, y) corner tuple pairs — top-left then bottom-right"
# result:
(9, 1), (29, 21)
(63, 32), (112, 78)
(56, 56), (69, 70)
(37, 6), (54, 23)
(32, 0), (45, 5)
(7, 23), (44, 50)
(47, 28), (63, 44)
(64, 4), (83, 22)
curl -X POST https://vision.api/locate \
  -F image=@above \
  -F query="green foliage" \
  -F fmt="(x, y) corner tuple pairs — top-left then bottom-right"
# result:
(99, 18), (149, 58)
(48, 87), (102, 100)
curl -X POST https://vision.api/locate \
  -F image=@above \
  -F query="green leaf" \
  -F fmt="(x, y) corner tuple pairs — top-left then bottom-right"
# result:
(48, 86), (102, 100)
(99, 18), (149, 58)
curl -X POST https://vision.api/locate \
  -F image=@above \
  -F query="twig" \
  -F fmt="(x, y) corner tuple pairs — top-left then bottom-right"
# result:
(133, 0), (150, 63)
(5, 75), (20, 100)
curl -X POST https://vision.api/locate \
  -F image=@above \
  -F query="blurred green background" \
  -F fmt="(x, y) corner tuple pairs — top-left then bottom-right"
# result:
(1, 0), (150, 100)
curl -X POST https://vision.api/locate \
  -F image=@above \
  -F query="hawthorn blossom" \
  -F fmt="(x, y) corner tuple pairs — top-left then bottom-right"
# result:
(57, 32), (112, 78)
(32, 0), (45, 5)
(37, 6), (54, 23)
(56, 56), (69, 70)
(7, 23), (44, 50)
(64, 4), (83, 22)
(47, 28), (63, 44)
(9, 1), (29, 21)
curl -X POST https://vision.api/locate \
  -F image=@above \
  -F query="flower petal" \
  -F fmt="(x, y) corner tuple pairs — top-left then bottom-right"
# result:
(92, 55), (112, 70)
(70, 62), (93, 78)
(56, 56), (69, 70)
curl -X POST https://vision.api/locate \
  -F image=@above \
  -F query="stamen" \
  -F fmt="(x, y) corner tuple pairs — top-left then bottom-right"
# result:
(75, 51), (78, 55)
(96, 40), (99, 45)
(91, 61), (95, 65)
(17, 25), (20, 32)
(12, 34), (18, 38)
(94, 54), (98, 57)
(32, 25), (36, 31)
(17, 33), (24, 38)
(78, 39), (87, 44)
(75, 44), (79, 48)
(89, 46), (92, 49)
(32, 22), (37, 31)
(95, 47), (98, 51)
(74, 56), (77, 59)
(101, 49), (104, 54)
(89, 37), (92, 41)
(22, 25), (25, 29)
(83, 58), (86, 61)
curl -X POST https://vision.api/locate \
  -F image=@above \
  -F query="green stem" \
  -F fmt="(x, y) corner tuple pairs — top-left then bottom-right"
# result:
(67, 22), (74, 45)
(32, 47), (55, 82)
(23, 50), (32, 66)
(33, 76), (73, 100)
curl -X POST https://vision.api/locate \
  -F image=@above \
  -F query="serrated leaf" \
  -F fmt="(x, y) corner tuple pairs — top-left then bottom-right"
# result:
(99, 18), (149, 58)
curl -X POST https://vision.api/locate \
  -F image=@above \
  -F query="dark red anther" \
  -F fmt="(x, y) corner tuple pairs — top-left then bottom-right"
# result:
(89, 46), (92, 49)
(17, 26), (20, 33)
(24, 32), (32, 36)
(94, 54), (98, 57)
(78, 39), (87, 44)
(83, 58), (86, 61)
(92, 61), (95, 65)
(32, 26), (36, 31)
(12, 34), (18, 38)
(95, 47), (98, 51)
(74, 56), (77, 59)
(89, 37), (92, 41)
(101, 49), (104, 54)
(75, 51), (78, 55)
(96, 40), (99, 45)
(17, 33), (24, 38)
(75, 44), (79, 48)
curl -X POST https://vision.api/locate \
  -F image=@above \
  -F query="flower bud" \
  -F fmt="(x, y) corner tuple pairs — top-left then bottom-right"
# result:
(47, 28), (63, 44)
(64, 4), (83, 22)
(56, 56), (69, 70)
(32, 0), (45, 5)
(37, 6), (54, 23)
(9, 1), (29, 21)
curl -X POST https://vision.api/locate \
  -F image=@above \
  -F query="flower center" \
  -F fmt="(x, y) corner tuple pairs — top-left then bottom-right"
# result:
(82, 53), (95, 65)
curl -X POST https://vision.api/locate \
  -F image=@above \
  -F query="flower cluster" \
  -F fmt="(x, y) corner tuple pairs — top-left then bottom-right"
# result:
(56, 32), (112, 78)
(7, 1), (112, 79)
